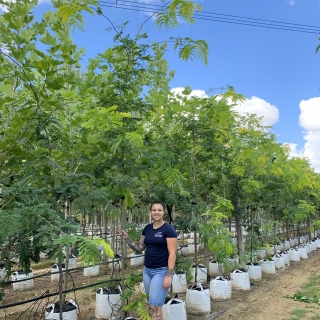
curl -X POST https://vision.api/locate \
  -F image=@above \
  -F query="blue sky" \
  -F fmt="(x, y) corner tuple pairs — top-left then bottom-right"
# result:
(2, 0), (320, 171)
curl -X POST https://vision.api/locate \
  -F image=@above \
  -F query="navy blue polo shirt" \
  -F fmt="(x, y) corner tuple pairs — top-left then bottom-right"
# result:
(142, 222), (177, 268)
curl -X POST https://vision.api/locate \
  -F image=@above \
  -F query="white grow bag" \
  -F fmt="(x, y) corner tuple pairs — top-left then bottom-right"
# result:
(191, 264), (207, 283)
(95, 287), (122, 319)
(172, 272), (187, 294)
(275, 243), (282, 253)
(288, 248), (300, 262)
(130, 252), (144, 267)
(272, 254), (285, 269)
(289, 237), (296, 247)
(12, 269), (34, 291)
(306, 242), (315, 253)
(208, 260), (220, 278)
(231, 269), (250, 290)
(64, 254), (77, 271)
(246, 263), (262, 281)
(45, 299), (78, 320)
(84, 264), (100, 277)
(283, 240), (290, 250)
(280, 251), (290, 266)
(162, 298), (187, 320)
(0, 263), (7, 281)
(108, 254), (122, 271)
(186, 283), (211, 315)
(51, 264), (65, 282)
(188, 239), (199, 255)
(259, 260), (275, 275)
(210, 276), (231, 300)
(179, 245), (189, 256)
(299, 246), (308, 259)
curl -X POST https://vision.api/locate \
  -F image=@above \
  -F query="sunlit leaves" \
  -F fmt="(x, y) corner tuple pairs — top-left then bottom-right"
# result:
(55, 0), (97, 30)
(177, 38), (209, 66)
(162, 167), (185, 188)
(156, 0), (202, 29)
(39, 30), (57, 46)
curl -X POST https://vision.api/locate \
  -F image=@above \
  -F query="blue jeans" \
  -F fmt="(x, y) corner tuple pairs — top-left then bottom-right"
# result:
(143, 266), (170, 306)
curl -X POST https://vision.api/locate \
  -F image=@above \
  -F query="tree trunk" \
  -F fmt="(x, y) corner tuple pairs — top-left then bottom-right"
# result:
(307, 218), (311, 241)
(235, 214), (245, 268)
(234, 180), (245, 267)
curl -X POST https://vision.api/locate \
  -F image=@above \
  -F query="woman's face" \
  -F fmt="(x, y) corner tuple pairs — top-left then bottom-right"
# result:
(150, 203), (165, 221)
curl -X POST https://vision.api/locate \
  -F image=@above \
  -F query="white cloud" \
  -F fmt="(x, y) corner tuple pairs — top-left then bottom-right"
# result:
(299, 97), (320, 131)
(286, 0), (295, 5)
(286, 97), (320, 173)
(285, 143), (303, 157)
(233, 96), (279, 127)
(171, 87), (208, 99)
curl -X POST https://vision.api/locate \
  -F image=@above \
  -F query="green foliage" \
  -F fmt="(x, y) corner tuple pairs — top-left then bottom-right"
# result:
(126, 222), (143, 242)
(286, 291), (320, 305)
(0, 203), (69, 273)
(1, 0), (320, 309)
(200, 201), (236, 264)
(53, 235), (114, 265)
(156, 0), (202, 29)
(55, 0), (97, 30)
(173, 37), (209, 65)
(122, 293), (150, 320)
(175, 255), (193, 281)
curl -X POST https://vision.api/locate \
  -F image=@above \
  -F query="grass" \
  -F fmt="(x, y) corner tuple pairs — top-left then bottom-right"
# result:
(300, 272), (320, 300)
(291, 309), (308, 318)
(286, 271), (320, 319)
(31, 259), (55, 270)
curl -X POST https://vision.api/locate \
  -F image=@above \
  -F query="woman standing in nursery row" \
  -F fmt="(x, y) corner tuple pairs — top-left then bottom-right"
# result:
(119, 200), (178, 320)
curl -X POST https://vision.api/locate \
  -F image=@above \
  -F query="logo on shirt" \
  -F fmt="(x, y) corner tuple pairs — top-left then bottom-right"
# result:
(155, 232), (163, 238)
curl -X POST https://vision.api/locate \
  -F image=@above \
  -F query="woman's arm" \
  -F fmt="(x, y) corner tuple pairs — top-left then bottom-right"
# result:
(163, 237), (177, 289)
(118, 230), (146, 253)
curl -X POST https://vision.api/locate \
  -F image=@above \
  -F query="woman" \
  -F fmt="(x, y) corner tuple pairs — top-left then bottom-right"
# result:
(118, 200), (177, 320)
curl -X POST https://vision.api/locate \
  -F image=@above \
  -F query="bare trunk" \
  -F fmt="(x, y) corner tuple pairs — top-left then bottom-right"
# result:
(307, 218), (311, 241)
(235, 214), (245, 268)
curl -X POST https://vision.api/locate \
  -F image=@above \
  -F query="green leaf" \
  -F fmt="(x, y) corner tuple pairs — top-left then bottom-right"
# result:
(0, 83), (12, 95)
(125, 132), (143, 149)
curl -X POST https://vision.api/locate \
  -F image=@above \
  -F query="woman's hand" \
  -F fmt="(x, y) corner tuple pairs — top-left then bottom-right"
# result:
(118, 229), (128, 239)
(162, 275), (172, 290)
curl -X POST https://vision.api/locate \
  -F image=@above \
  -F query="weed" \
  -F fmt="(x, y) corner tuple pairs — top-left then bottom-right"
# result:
(31, 260), (55, 270)
(291, 308), (307, 317)
(286, 271), (320, 320)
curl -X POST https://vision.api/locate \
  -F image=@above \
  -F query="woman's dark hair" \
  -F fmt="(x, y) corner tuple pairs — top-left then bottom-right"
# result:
(149, 200), (165, 211)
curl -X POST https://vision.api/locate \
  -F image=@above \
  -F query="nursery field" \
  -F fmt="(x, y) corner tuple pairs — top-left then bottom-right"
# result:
(190, 251), (320, 320)
(1, 249), (320, 320)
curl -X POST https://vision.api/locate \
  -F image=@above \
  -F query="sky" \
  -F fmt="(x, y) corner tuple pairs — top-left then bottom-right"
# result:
(1, 0), (320, 172)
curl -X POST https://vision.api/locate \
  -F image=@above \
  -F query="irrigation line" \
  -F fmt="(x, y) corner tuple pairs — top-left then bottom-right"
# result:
(0, 274), (142, 310)
(0, 252), (209, 310)
(1, 253), (145, 284)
